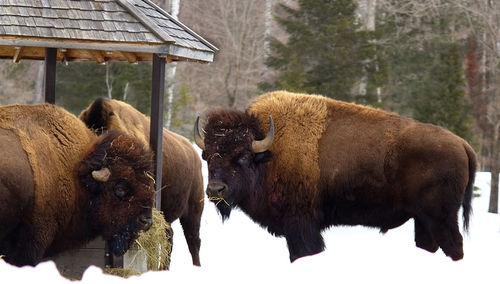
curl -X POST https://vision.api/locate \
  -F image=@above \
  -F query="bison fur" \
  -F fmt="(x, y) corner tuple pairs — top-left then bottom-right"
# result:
(79, 97), (204, 266)
(195, 91), (477, 262)
(0, 104), (155, 266)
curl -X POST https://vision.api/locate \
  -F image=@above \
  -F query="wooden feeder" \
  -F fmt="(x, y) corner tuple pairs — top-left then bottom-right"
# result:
(0, 0), (216, 279)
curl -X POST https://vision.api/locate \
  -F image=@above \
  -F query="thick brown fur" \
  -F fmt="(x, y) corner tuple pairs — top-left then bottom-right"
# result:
(79, 98), (204, 266)
(0, 104), (155, 266)
(201, 91), (476, 262)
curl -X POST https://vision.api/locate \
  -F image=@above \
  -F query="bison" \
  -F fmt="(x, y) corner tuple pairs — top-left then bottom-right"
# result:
(0, 104), (155, 266)
(79, 98), (204, 266)
(194, 91), (477, 262)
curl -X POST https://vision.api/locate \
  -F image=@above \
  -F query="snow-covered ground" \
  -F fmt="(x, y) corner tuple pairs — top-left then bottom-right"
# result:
(1, 160), (499, 284)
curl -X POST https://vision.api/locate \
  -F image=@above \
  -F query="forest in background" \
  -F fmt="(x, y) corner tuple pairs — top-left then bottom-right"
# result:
(1, 0), (499, 212)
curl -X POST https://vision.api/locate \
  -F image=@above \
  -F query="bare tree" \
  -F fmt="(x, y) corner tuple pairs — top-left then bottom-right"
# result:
(105, 63), (113, 99)
(177, 0), (267, 108)
(33, 62), (44, 103)
(165, 0), (180, 130)
(454, 0), (500, 212)
(0, 61), (39, 105)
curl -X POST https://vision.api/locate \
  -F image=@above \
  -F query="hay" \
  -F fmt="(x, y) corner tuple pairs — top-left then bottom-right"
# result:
(102, 208), (172, 278)
(133, 208), (172, 271)
(208, 196), (230, 207)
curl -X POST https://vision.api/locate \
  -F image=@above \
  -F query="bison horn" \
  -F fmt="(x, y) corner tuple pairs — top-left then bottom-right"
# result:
(194, 116), (206, 150)
(252, 116), (274, 153)
(92, 167), (111, 182)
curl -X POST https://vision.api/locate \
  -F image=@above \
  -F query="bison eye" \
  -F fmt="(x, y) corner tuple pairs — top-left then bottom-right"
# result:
(236, 154), (251, 166)
(114, 180), (130, 200)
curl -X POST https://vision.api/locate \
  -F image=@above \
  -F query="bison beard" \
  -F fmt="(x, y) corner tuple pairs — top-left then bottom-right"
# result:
(195, 91), (476, 262)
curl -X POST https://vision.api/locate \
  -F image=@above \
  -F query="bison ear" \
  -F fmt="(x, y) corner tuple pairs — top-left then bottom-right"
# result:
(253, 151), (273, 164)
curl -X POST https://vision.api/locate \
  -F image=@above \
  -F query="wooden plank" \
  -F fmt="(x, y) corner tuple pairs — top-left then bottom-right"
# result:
(150, 53), (165, 211)
(52, 238), (107, 280)
(44, 47), (56, 104)
(12, 46), (22, 63)
(88, 49), (105, 63)
(120, 51), (137, 63)
(0, 38), (217, 63)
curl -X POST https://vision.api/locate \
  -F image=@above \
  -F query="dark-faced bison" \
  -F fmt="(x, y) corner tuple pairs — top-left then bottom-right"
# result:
(79, 98), (204, 266)
(0, 104), (155, 266)
(195, 91), (477, 262)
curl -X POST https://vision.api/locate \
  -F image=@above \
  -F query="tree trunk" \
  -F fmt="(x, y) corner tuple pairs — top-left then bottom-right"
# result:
(165, 0), (179, 130)
(264, 0), (273, 59)
(489, 124), (500, 213)
(490, 169), (499, 213)
(33, 61), (44, 104)
(105, 63), (112, 99)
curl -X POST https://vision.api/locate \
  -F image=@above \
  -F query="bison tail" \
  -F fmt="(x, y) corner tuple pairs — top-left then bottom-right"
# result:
(462, 143), (477, 233)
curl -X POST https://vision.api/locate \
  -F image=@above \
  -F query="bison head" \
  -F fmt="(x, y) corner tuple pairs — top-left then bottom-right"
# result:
(78, 130), (155, 256)
(194, 109), (274, 220)
(79, 97), (149, 145)
(79, 97), (111, 135)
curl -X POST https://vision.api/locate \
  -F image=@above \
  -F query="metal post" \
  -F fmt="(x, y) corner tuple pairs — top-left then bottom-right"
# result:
(150, 54), (165, 211)
(44, 48), (57, 104)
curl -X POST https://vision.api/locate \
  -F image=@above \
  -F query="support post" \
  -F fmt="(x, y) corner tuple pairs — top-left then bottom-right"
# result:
(44, 48), (57, 104)
(150, 54), (165, 211)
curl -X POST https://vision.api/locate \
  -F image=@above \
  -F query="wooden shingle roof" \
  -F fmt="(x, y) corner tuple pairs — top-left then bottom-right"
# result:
(0, 0), (217, 63)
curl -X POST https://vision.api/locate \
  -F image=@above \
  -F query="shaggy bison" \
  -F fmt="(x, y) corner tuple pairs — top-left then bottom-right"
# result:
(79, 98), (204, 266)
(195, 91), (477, 262)
(0, 104), (155, 266)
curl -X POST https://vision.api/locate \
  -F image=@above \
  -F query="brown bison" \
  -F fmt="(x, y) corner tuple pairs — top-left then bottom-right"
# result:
(79, 98), (204, 266)
(0, 104), (155, 267)
(194, 91), (476, 262)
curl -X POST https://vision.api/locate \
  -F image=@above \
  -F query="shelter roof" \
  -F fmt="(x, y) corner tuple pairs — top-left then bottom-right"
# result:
(0, 0), (217, 63)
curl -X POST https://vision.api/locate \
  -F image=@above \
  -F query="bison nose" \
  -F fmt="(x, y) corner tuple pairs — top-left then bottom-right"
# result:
(207, 182), (227, 197)
(138, 214), (153, 231)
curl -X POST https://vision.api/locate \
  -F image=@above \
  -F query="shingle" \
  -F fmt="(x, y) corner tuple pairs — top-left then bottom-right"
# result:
(0, 0), (215, 61)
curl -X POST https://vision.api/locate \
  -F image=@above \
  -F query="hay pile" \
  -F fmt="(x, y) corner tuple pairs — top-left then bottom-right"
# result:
(135, 208), (172, 270)
(103, 208), (172, 278)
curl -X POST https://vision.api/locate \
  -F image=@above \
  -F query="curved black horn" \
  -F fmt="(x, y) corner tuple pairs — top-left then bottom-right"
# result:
(252, 116), (274, 153)
(194, 116), (205, 150)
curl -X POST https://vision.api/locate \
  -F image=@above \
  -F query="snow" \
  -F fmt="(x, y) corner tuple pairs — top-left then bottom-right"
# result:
(1, 160), (499, 284)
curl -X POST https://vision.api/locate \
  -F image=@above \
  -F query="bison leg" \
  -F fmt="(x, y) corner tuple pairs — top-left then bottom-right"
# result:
(432, 215), (464, 261)
(284, 221), (324, 262)
(3, 227), (47, 266)
(415, 211), (464, 261)
(414, 218), (438, 253)
(179, 213), (201, 266)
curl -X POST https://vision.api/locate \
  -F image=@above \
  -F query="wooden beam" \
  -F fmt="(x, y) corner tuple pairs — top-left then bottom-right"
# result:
(120, 51), (138, 63)
(150, 54), (166, 211)
(44, 48), (57, 104)
(89, 50), (105, 64)
(13, 46), (23, 63)
(60, 48), (68, 63)
(0, 38), (215, 63)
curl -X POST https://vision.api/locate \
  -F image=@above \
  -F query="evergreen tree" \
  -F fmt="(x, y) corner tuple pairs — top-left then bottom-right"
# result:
(262, 0), (383, 104)
(377, 1), (475, 143)
(411, 42), (474, 142)
(56, 62), (152, 115)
